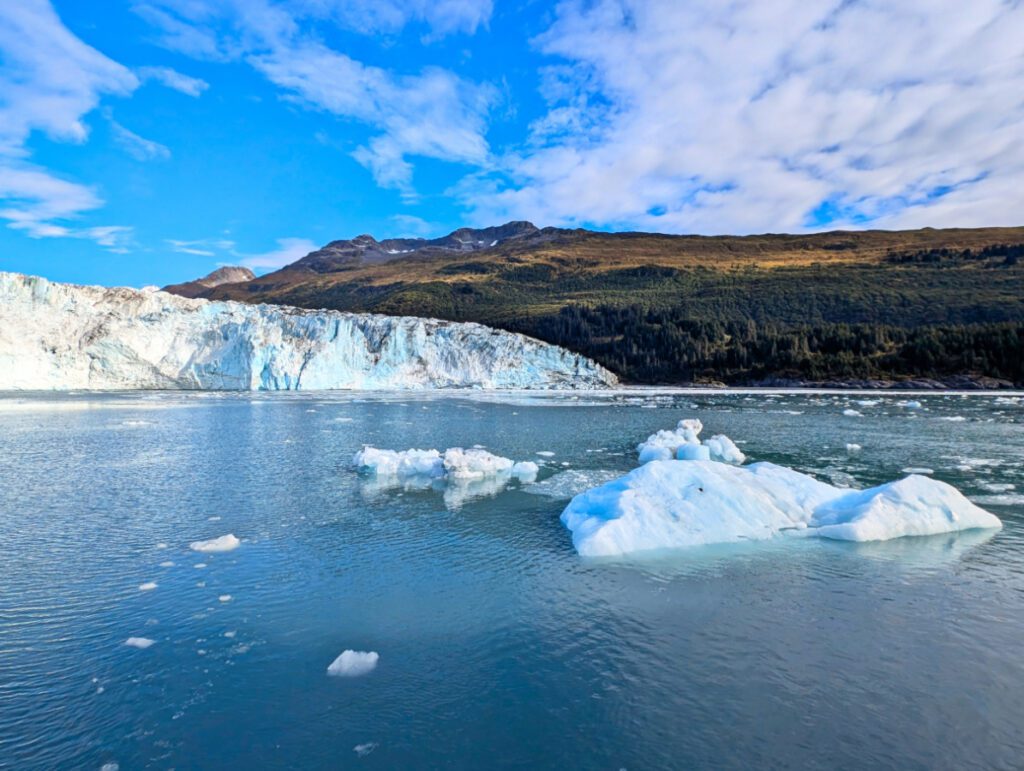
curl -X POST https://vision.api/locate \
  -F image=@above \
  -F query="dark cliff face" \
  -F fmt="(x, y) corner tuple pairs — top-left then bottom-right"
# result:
(162, 266), (256, 298)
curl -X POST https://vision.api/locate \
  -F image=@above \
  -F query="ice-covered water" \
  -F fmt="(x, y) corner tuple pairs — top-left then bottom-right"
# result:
(1, 390), (1023, 769)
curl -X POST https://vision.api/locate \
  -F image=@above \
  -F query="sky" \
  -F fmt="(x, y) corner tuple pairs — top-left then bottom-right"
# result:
(0, 0), (1022, 287)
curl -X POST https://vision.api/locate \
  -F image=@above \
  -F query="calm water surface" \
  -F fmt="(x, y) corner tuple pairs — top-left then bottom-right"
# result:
(0, 390), (1022, 770)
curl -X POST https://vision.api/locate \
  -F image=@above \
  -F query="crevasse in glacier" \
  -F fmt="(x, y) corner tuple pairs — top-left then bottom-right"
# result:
(0, 273), (617, 390)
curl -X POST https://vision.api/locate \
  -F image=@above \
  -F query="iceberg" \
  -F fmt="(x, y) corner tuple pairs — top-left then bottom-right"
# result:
(189, 534), (240, 553)
(327, 649), (379, 677)
(561, 461), (1002, 557)
(0, 272), (616, 391)
(353, 446), (538, 506)
(637, 419), (745, 465)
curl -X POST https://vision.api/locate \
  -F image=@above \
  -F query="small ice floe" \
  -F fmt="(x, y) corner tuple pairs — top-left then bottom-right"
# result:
(194, 563), (207, 569)
(224, 630), (237, 638)
(352, 446), (538, 504)
(855, 399), (879, 407)
(939, 416), (967, 422)
(218, 595), (232, 603)
(898, 400), (923, 409)
(124, 637), (156, 649)
(138, 581), (157, 592)
(208, 516), (222, 522)
(159, 561), (175, 568)
(327, 650), (379, 677)
(536, 451), (556, 457)
(100, 763), (120, 771)
(189, 534), (240, 553)
(902, 467), (934, 475)
(846, 443), (862, 453)
(156, 543), (168, 550)
(354, 743), (379, 757)
(842, 409), (862, 417)
(636, 419), (745, 465)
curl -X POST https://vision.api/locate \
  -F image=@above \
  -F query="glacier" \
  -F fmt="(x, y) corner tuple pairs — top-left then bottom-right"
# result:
(0, 273), (616, 391)
(563, 419), (1002, 557)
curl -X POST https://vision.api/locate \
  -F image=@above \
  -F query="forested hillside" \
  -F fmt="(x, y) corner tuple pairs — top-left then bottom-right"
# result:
(169, 224), (1024, 386)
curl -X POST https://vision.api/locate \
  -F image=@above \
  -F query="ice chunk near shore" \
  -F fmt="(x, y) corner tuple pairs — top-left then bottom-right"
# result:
(327, 650), (379, 677)
(842, 409), (862, 417)
(124, 637), (156, 649)
(561, 460), (1001, 557)
(189, 534), (240, 553)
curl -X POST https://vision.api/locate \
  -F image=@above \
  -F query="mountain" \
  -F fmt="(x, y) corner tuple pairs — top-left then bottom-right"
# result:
(162, 265), (256, 298)
(0, 272), (616, 391)
(165, 222), (1024, 386)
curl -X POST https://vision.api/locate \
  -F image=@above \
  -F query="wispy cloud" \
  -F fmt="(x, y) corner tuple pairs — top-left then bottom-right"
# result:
(0, 0), (138, 248)
(136, 0), (496, 199)
(234, 237), (318, 269)
(107, 113), (171, 161)
(166, 237), (236, 256)
(137, 65), (209, 97)
(462, 0), (1024, 233)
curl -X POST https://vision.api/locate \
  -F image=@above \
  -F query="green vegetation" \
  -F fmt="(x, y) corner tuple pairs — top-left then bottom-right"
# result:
(198, 227), (1024, 385)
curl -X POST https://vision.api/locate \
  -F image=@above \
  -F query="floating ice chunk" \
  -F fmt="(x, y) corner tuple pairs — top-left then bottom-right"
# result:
(638, 419), (744, 465)
(138, 582), (157, 591)
(352, 447), (443, 478)
(846, 443), (862, 453)
(842, 409), (862, 417)
(902, 467), (934, 475)
(704, 435), (746, 464)
(124, 637), (156, 649)
(443, 447), (513, 479)
(811, 475), (999, 541)
(899, 400), (923, 409)
(219, 595), (232, 603)
(561, 460), (1001, 557)
(676, 444), (710, 461)
(939, 416), (966, 422)
(354, 743), (379, 757)
(855, 399), (879, 407)
(159, 561), (174, 568)
(536, 451), (556, 457)
(189, 534), (240, 553)
(327, 650), (379, 677)
(510, 461), (539, 483)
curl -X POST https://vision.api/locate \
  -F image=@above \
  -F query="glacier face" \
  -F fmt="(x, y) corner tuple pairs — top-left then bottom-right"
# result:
(0, 272), (617, 391)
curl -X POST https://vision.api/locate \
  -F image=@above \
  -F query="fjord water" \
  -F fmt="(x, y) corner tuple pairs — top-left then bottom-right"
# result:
(1, 391), (1022, 770)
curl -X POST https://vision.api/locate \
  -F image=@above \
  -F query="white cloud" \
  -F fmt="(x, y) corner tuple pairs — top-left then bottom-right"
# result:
(235, 237), (318, 269)
(462, 0), (1024, 233)
(166, 237), (237, 257)
(390, 213), (436, 236)
(0, 0), (138, 248)
(137, 0), (496, 197)
(137, 65), (209, 97)
(108, 115), (171, 161)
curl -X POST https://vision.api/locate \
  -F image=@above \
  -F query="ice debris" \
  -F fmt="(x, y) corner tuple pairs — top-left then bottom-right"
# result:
(124, 637), (156, 649)
(189, 534), (240, 553)
(327, 650), (379, 677)
(352, 446), (539, 505)
(636, 419), (746, 465)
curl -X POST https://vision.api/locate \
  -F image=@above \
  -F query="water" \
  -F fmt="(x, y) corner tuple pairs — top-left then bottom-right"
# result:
(1, 390), (1022, 770)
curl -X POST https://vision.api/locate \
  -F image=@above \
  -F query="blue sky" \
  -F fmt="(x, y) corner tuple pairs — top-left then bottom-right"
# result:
(1, 0), (1022, 287)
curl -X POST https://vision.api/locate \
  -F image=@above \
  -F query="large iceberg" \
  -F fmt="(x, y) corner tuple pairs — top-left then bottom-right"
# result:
(562, 461), (1002, 557)
(0, 273), (616, 390)
(564, 418), (1002, 557)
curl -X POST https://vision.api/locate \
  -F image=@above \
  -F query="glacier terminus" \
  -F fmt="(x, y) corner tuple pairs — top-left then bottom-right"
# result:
(0, 273), (617, 391)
